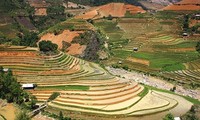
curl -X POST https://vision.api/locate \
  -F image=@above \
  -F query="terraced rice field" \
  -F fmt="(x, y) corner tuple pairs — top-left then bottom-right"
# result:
(0, 45), (193, 118)
(95, 17), (200, 86)
(162, 59), (200, 85)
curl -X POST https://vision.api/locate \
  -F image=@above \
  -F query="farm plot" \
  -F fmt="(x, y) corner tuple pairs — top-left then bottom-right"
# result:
(0, 45), (195, 119)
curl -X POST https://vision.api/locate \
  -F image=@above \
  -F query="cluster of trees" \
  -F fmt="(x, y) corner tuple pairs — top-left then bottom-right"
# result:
(0, 67), (37, 109)
(181, 105), (199, 120)
(196, 42), (200, 53)
(47, 5), (65, 16)
(183, 14), (189, 32)
(182, 14), (200, 34)
(31, 1), (67, 32)
(18, 32), (39, 47)
(0, 67), (24, 104)
(72, 30), (105, 61)
(58, 111), (72, 120)
(39, 40), (58, 52)
(0, 32), (39, 47)
(70, 0), (124, 6)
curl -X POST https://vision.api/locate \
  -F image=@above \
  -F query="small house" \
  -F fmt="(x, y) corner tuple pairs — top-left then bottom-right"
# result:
(174, 117), (181, 120)
(22, 84), (35, 90)
(182, 32), (188, 36)
(133, 47), (138, 52)
(195, 14), (200, 20)
(3, 68), (9, 72)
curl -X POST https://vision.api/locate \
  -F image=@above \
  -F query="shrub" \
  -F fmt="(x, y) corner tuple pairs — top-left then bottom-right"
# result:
(196, 42), (200, 53)
(122, 65), (129, 70)
(163, 113), (174, 120)
(48, 92), (60, 102)
(39, 40), (58, 52)
(15, 110), (31, 120)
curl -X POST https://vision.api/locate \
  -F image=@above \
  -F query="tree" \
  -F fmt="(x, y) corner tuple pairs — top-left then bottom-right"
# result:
(47, 5), (65, 15)
(19, 32), (39, 47)
(15, 110), (31, 120)
(107, 14), (113, 20)
(196, 41), (200, 53)
(39, 40), (58, 52)
(0, 67), (26, 104)
(59, 111), (64, 120)
(29, 95), (37, 109)
(48, 92), (60, 102)
(163, 113), (174, 120)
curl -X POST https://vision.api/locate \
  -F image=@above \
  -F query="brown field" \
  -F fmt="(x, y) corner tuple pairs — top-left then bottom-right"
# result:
(175, 0), (200, 5)
(0, 51), (37, 57)
(163, 5), (200, 11)
(126, 57), (150, 66)
(190, 19), (200, 27)
(35, 8), (47, 16)
(0, 103), (16, 120)
(164, 0), (200, 11)
(39, 30), (82, 49)
(76, 3), (145, 19)
(67, 43), (86, 55)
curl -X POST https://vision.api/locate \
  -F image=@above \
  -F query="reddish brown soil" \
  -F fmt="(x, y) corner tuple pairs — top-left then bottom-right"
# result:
(0, 103), (16, 120)
(175, 0), (200, 5)
(39, 30), (82, 49)
(190, 19), (200, 27)
(0, 51), (37, 57)
(35, 8), (47, 16)
(164, 0), (200, 11)
(163, 5), (200, 11)
(126, 57), (150, 66)
(67, 44), (86, 55)
(75, 3), (145, 19)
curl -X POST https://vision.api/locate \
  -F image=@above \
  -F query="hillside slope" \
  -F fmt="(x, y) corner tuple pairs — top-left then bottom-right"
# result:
(75, 3), (145, 19)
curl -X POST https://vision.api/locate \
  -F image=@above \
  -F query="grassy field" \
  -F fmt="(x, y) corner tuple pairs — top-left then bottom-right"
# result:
(111, 49), (199, 71)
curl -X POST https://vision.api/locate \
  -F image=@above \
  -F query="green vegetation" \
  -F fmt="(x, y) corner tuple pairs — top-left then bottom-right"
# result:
(181, 105), (200, 120)
(47, 5), (65, 16)
(138, 86), (149, 97)
(48, 92), (60, 102)
(15, 110), (31, 120)
(42, 111), (73, 120)
(38, 85), (89, 91)
(163, 113), (174, 120)
(39, 40), (58, 52)
(19, 32), (39, 47)
(196, 41), (200, 53)
(0, 67), (24, 104)
(0, 114), (6, 120)
(145, 85), (200, 105)
(112, 50), (199, 71)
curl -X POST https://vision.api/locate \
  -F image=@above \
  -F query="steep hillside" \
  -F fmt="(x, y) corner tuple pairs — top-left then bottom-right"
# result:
(75, 3), (145, 19)
(163, 0), (200, 11)
(0, 45), (195, 120)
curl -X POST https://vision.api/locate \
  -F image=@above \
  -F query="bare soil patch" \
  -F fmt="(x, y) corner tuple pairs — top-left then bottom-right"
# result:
(163, 5), (200, 11)
(67, 44), (86, 55)
(76, 3), (145, 19)
(0, 51), (37, 57)
(0, 103), (16, 120)
(35, 8), (47, 16)
(127, 57), (150, 66)
(39, 30), (82, 49)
